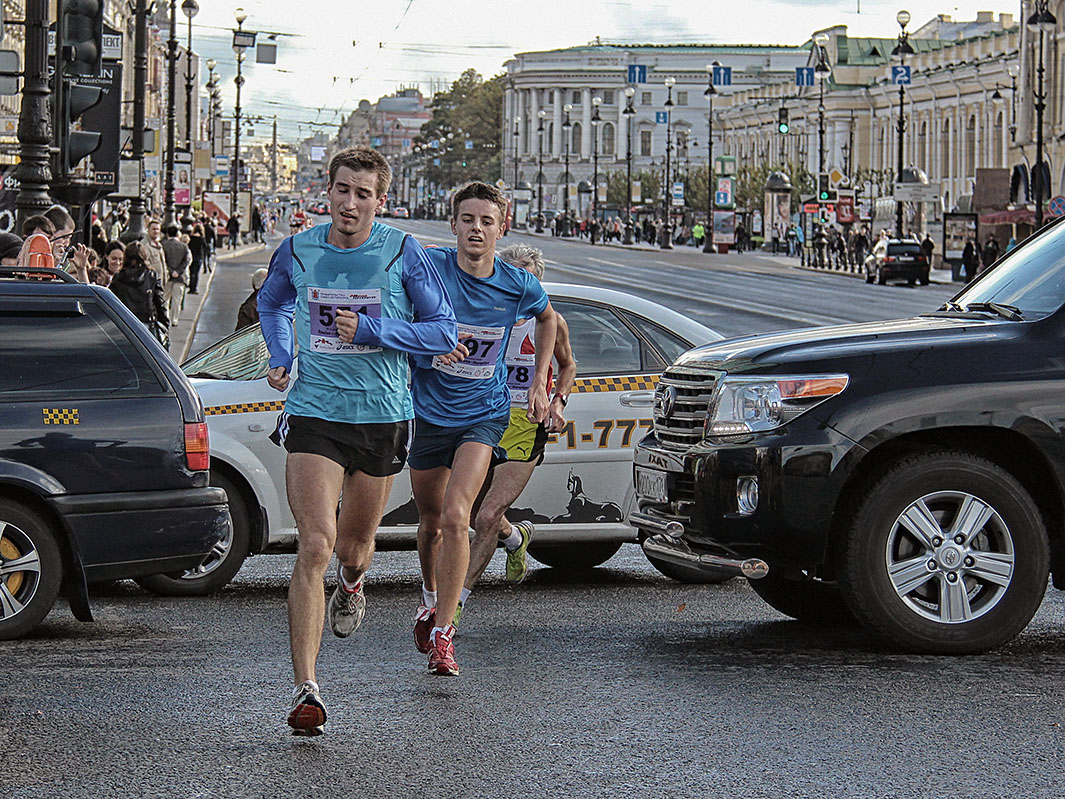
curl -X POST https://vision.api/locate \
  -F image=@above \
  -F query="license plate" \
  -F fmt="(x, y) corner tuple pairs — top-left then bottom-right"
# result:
(636, 467), (668, 502)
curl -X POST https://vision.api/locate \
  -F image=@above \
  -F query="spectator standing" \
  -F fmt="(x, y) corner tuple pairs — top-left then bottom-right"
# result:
(187, 224), (207, 295)
(227, 213), (241, 248)
(109, 242), (169, 338)
(142, 218), (166, 283)
(161, 224), (191, 326)
(983, 235), (1000, 270)
(961, 238), (979, 283)
(235, 267), (268, 331)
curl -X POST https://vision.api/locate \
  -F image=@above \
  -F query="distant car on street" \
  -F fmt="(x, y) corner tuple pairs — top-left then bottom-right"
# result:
(392, 207), (410, 219)
(864, 238), (930, 286)
(144, 283), (720, 594)
(0, 267), (231, 638)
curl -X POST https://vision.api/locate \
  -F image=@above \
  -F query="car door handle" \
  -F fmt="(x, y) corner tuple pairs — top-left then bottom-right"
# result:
(620, 390), (654, 407)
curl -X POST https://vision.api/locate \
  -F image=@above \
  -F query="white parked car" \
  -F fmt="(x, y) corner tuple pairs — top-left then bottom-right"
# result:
(136, 283), (720, 595)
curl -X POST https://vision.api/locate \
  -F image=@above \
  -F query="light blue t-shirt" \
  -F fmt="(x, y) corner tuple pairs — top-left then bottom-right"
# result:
(258, 222), (457, 424)
(411, 247), (549, 426)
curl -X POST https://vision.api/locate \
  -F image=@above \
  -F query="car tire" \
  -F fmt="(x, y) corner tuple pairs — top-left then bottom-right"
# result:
(645, 552), (733, 584)
(528, 540), (623, 570)
(837, 452), (1049, 654)
(747, 571), (854, 623)
(0, 499), (63, 640)
(134, 472), (250, 596)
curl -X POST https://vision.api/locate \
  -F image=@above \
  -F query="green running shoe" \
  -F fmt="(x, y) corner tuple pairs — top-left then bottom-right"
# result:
(505, 521), (534, 584)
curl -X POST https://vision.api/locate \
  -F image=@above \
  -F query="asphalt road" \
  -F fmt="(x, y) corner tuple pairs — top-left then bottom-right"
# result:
(4, 549), (1065, 798)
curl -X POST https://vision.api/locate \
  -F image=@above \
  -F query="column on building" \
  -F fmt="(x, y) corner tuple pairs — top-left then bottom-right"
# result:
(552, 89), (563, 159)
(617, 92), (628, 162)
(528, 88), (539, 159)
(518, 89), (528, 157)
(581, 87), (592, 160)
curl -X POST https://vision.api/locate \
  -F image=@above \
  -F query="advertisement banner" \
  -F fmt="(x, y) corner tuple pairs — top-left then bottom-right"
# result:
(712, 210), (736, 244)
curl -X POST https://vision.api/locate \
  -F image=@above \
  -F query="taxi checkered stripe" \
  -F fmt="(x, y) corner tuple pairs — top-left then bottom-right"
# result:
(205, 400), (286, 417)
(572, 374), (659, 393)
(43, 408), (79, 425)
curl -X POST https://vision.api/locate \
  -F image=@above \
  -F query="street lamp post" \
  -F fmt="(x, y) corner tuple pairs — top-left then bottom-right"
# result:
(562, 103), (573, 237)
(1028, 1), (1056, 229)
(591, 95), (601, 245)
(231, 8), (249, 221)
(512, 115), (521, 199)
(205, 58), (217, 154)
(623, 86), (636, 245)
(536, 109), (546, 232)
(813, 33), (832, 248)
(163, 0), (178, 227)
(703, 62), (719, 254)
(181, 0), (198, 150)
(891, 10), (914, 237)
(660, 76), (676, 250)
(120, 0), (149, 242)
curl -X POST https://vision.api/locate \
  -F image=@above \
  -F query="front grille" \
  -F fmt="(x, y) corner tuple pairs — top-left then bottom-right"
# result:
(653, 364), (719, 450)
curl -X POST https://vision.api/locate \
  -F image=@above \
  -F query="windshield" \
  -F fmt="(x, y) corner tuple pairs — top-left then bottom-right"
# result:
(182, 323), (273, 380)
(951, 222), (1065, 320)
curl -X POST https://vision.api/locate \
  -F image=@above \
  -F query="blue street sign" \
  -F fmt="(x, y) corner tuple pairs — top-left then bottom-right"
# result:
(371, 136), (382, 147)
(655, 111), (668, 124)
(795, 67), (815, 86)
(465, 140), (473, 150)
(712, 65), (732, 86)
(433, 157), (440, 166)
(402, 138), (411, 148)
(891, 65), (912, 84)
(716, 190), (730, 205)
(628, 64), (648, 84)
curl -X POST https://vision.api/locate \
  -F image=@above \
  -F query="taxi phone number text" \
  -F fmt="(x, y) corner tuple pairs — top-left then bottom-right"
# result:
(546, 418), (652, 449)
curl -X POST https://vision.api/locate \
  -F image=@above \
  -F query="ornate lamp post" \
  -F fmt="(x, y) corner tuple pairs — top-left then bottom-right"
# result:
(660, 76), (676, 250)
(1028, 1), (1056, 229)
(204, 58), (217, 154)
(590, 95), (602, 244)
(814, 34), (832, 230)
(623, 86), (636, 245)
(703, 61), (719, 253)
(511, 115), (521, 197)
(536, 109), (546, 232)
(231, 7), (250, 219)
(181, 0), (198, 150)
(891, 10), (914, 237)
(562, 102), (573, 237)
(163, 0), (178, 227)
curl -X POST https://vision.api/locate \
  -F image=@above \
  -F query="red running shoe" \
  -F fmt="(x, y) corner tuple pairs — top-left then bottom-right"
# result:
(427, 625), (459, 676)
(414, 604), (436, 654)
(287, 680), (327, 736)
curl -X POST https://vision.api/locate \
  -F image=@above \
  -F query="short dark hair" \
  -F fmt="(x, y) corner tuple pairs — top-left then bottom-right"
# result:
(122, 241), (147, 269)
(22, 215), (55, 237)
(328, 146), (391, 196)
(451, 181), (508, 224)
(104, 240), (125, 256)
(44, 204), (74, 233)
(165, 225), (179, 237)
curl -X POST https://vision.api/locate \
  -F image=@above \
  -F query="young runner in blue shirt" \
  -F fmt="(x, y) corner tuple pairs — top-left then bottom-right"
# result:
(408, 181), (557, 676)
(258, 146), (457, 734)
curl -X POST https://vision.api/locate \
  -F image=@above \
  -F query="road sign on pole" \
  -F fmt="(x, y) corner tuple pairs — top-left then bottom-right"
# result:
(1049, 195), (1065, 217)
(795, 67), (815, 86)
(891, 65), (912, 84)
(712, 65), (732, 86)
(893, 181), (941, 202)
(628, 64), (647, 84)
(655, 111), (668, 124)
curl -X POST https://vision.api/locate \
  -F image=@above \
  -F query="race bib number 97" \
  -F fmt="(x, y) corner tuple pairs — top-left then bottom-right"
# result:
(308, 287), (381, 354)
(433, 322), (505, 379)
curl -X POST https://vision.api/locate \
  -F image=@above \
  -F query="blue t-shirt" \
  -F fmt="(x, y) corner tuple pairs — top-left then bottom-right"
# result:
(257, 222), (457, 424)
(411, 247), (549, 426)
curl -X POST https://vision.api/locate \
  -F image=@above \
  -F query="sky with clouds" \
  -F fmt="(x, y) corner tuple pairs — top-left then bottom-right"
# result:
(185, 0), (1018, 142)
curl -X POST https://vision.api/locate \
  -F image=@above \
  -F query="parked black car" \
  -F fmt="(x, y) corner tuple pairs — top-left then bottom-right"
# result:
(0, 267), (231, 638)
(864, 237), (930, 285)
(632, 218), (1065, 654)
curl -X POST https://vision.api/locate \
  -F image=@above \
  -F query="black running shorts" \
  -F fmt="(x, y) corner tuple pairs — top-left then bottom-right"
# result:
(273, 413), (410, 477)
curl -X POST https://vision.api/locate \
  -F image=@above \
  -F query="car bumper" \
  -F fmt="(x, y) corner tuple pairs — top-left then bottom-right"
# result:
(48, 487), (232, 582)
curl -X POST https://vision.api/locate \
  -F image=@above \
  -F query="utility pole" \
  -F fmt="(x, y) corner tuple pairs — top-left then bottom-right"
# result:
(15, 0), (51, 228)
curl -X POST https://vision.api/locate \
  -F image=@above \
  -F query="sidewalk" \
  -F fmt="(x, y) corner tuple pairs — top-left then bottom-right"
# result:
(170, 240), (267, 362)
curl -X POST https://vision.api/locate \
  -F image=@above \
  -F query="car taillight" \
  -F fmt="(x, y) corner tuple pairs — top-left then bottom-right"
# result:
(184, 422), (210, 471)
(883, 256), (896, 263)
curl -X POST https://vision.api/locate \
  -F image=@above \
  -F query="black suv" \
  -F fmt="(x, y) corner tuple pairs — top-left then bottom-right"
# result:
(0, 268), (231, 638)
(632, 218), (1065, 654)
(863, 238), (930, 285)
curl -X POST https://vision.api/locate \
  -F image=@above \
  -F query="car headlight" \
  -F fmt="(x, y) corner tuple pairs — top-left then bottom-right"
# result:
(705, 374), (849, 437)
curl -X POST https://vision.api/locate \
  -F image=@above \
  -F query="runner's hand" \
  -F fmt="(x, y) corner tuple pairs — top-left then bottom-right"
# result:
(527, 385), (549, 424)
(545, 396), (566, 432)
(267, 366), (289, 392)
(335, 309), (359, 343)
(436, 340), (469, 366)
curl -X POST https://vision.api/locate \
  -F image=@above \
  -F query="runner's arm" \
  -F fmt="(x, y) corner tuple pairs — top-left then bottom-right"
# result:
(528, 301), (557, 423)
(256, 241), (297, 372)
(547, 312), (576, 431)
(352, 240), (457, 355)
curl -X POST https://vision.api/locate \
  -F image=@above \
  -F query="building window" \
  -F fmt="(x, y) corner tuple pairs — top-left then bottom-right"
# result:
(572, 121), (582, 157)
(676, 91), (688, 106)
(601, 90), (615, 105)
(572, 91), (581, 105)
(641, 91), (652, 106)
(602, 122), (615, 156)
(640, 129), (652, 156)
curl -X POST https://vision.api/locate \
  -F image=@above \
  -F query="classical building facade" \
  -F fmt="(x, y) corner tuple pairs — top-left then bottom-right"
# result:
(503, 9), (1050, 225)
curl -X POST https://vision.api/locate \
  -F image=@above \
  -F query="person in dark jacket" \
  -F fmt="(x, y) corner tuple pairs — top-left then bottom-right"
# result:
(235, 268), (268, 331)
(961, 239), (981, 283)
(109, 242), (169, 335)
(187, 224), (208, 294)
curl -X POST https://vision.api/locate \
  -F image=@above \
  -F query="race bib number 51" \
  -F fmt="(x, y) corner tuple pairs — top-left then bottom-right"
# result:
(433, 323), (505, 379)
(308, 287), (381, 354)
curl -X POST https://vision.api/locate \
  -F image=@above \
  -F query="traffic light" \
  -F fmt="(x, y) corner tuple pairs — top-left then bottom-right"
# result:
(777, 107), (790, 134)
(817, 173), (837, 203)
(60, 0), (104, 75)
(61, 81), (103, 174)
